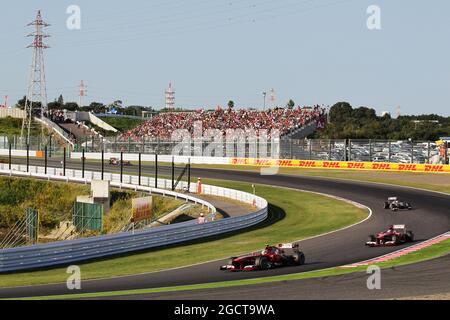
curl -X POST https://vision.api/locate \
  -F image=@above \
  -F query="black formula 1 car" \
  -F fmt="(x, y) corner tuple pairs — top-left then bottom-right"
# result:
(383, 197), (412, 211)
(366, 224), (414, 247)
(220, 243), (305, 271)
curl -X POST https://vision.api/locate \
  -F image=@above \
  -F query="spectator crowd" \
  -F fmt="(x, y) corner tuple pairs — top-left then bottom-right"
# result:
(44, 109), (70, 124)
(119, 105), (326, 141)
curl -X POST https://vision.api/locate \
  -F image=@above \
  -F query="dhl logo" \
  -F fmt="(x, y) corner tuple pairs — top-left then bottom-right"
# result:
(298, 161), (317, 168)
(277, 160), (295, 167)
(323, 162), (341, 168)
(254, 159), (271, 166)
(372, 163), (391, 170)
(424, 165), (445, 172)
(232, 158), (249, 165)
(398, 164), (417, 171)
(347, 162), (365, 169)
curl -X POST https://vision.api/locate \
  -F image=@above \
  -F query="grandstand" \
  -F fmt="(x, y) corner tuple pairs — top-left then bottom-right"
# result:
(119, 105), (326, 141)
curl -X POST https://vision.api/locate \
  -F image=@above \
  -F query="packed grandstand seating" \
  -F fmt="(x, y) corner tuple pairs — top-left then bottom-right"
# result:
(44, 109), (71, 124)
(119, 105), (326, 141)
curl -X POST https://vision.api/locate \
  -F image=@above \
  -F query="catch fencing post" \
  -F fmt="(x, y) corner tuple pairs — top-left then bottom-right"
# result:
(171, 156), (175, 191)
(8, 143), (11, 170)
(82, 148), (85, 178)
(44, 146), (48, 174)
(26, 144), (29, 172)
(155, 154), (158, 188)
(138, 153), (142, 186)
(63, 147), (66, 176)
(120, 152), (123, 183)
(348, 139), (352, 161)
(101, 149), (104, 180)
(187, 158), (191, 192)
(411, 141), (414, 164)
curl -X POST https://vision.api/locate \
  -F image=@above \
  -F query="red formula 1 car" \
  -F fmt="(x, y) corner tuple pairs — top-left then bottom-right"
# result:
(220, 243), (305, 271)
(366, 224), (414, 247)
(109, 157), (132, 166)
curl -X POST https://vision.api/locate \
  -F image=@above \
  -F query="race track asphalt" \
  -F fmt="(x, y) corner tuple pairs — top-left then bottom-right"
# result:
(0, 157), (449, 299)
(91, 254), (450, 300)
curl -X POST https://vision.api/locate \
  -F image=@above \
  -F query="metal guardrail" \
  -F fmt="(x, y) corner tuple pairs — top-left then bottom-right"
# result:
(0, 165), (268, 273)
(35, 116), (75, 147)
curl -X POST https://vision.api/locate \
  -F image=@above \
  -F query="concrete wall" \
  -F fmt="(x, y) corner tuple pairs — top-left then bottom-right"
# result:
(0, 109), (26, 119)
(76, 112), (118, 133)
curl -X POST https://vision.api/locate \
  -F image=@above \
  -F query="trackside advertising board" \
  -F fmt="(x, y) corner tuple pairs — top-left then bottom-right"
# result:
(132, 196), (153, 222)
(230, 158), (450, 173)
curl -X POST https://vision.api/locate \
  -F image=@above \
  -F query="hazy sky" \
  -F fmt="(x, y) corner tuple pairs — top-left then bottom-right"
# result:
(0, 0), (449, 115)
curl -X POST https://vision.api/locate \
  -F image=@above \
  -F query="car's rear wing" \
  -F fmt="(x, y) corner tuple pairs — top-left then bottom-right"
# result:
(277, 243), (300, 251)
(388, 197), (398, 201)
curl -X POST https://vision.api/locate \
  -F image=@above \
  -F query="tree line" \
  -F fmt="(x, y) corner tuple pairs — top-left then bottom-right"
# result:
(313, 102), (450, 141)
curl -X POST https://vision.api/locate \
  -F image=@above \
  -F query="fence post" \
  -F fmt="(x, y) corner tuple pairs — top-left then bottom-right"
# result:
(63, 147), (66, 176)
(101, 149), (104, 180)
(187, 158), (191, 192)
(369, 139), (372, 162)
(44, 146), (48, 174)
(8, 143), (11, 170)
(27, 144), (29, 172)
(120, 151), (123, 183)
(411, 141), (414, 164)
(171, 156), (175, 191)
(155, 154), (158, 189)
(82, 148), (85, 179)
(348, 139), (352, 161)
(138, 153), (142, 186)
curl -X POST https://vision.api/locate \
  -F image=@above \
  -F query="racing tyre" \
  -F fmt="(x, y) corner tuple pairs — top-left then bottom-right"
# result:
(228, 257), (237, 265)
(255, 256), (269, 270)
(368, 235), (376, 242)
(292, 252), (306, 265)
(406, 231), (414, 242)
(383, 202), (389, 209)
(392, 235), (399, 244)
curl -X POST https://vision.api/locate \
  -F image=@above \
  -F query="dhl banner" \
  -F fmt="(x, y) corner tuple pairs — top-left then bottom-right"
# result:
(230, 158), (450, 173)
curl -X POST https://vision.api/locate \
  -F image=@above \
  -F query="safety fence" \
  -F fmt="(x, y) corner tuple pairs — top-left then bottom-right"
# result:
(1, 136), (448, 165)
(70, 137), (447, 165)
(68, 152), (450, 173)
(0, 164), (268, 273)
